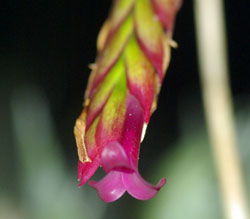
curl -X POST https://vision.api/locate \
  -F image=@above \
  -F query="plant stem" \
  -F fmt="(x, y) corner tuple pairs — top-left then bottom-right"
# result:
(193, 0), (249, 218)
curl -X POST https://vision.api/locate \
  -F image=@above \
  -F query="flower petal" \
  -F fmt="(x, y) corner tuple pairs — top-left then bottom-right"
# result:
(89, 171), (126, 203)
(151, 0), (182, 33)
(78, 159), (100, 186)
(109, 0), (136, 35)
(86, 57), (124, 130)
(101, 141), (131, 173)
(125, 35), (156, 122)
(89, 15), (133, 95)
(134, 0), (164, 81)
(95, 68), (127, 149)
(121, 94), (144, 169)
(78, 115), (101, 186)
(122, 171), (166, 200)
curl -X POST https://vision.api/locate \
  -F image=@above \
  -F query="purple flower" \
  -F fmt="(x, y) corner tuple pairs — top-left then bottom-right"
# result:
(87, 95), (166, 202)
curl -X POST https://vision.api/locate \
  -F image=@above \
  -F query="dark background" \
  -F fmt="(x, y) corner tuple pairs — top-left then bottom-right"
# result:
(1, 0), (249, 218)
(1, 0), (250, 152)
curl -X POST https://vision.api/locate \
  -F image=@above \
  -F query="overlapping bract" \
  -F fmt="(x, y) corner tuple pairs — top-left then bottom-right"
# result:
(74, 0), (181, 202)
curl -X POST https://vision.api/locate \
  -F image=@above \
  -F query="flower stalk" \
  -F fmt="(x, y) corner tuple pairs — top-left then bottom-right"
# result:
(74, 0), (181, 202)
(194, 0), (250, 218)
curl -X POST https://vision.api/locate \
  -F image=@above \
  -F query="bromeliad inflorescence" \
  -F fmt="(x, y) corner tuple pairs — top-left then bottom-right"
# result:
(74, 0), (181, 202)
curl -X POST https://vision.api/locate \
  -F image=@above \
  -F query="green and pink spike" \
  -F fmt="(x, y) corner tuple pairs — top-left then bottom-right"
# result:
(74, 0), (181, 202)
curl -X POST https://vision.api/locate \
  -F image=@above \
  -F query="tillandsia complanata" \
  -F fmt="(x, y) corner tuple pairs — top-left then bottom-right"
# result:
(74, 0), (182, 202)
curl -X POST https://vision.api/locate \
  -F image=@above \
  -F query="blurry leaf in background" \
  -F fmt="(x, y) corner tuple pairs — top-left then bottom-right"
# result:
(137, 100), (250, 219)
(9, 85), (106, 219)
(138, 128), (222, 218)
(1, 84), (249, 219)
(235, 100), (250, 200)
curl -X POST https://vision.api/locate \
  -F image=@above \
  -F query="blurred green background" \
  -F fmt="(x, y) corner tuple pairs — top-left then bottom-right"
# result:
(1, 0), (249, 218)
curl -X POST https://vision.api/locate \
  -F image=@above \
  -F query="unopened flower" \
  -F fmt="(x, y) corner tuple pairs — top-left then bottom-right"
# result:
(74, 0), (181, 202)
